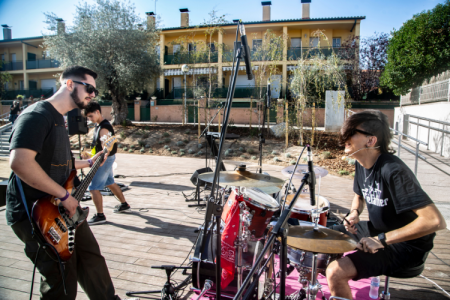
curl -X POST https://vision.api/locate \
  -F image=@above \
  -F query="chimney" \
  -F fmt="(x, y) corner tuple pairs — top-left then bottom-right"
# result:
(262, 1), (271, 22)
(146, 12), (156, 29)
(180, 8), (189, 27)
(301, 0), (311, 19)
(56, 18), (65, 35)
(2, 25), (12, 40)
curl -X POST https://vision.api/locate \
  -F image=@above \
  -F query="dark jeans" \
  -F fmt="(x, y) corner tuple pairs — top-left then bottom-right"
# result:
(12, 218), (118, 300)
(9, 114), (18, 124)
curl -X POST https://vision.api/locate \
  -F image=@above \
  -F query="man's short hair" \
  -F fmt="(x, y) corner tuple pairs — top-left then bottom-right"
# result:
(340, 110), (394, 154)
(85, 101), (102, 114)
(61, 66), (98, 81)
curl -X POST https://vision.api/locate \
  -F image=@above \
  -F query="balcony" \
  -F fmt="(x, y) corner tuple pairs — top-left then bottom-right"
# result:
(164, 51), (218, 65)
(166, 85), (268, 99)
(287, 47), (354, 60)
(1, 61), (23, 71)
(222, 50), (282, 62)
(26, 59), (61, 70)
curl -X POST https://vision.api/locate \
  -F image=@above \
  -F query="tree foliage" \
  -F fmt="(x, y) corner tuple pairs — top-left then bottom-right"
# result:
(380, 0), (450, 95)
(0, 62), (12, 100)
(43, 0), (161, 124)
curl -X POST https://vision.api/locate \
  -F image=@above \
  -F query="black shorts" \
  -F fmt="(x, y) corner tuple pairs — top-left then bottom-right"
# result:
(332, 221), (429, 281)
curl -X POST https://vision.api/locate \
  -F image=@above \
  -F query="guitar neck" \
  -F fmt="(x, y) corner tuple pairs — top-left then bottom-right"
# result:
(72, 150), (107, 202)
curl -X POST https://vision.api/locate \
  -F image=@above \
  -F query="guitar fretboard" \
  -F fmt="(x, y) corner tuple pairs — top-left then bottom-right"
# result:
(72, 150), (107, 201)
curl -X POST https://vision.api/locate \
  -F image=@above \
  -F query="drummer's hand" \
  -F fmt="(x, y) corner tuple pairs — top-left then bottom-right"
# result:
(356, 237), (384, 254)
(344, 212), (359, 234)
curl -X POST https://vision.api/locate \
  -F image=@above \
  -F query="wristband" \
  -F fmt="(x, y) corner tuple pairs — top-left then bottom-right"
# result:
(351, 208), (361, 216)
(88, 159), (93, 168)
(58, 190), (70, 202)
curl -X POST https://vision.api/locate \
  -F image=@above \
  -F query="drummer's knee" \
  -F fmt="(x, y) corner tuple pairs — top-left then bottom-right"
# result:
(326, 257), (356, 283)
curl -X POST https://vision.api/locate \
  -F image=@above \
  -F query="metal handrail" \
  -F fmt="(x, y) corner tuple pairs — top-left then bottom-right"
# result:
(391, 127), (427, 176)
(407, 114), (450, 156)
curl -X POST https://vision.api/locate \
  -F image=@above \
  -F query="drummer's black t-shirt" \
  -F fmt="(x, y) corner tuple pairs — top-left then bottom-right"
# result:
(353, 153), (435, 252)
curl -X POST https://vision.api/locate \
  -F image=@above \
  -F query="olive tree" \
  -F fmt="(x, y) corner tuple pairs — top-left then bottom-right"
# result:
(43, 0), (161, 124)
(0, 62), (12, 100)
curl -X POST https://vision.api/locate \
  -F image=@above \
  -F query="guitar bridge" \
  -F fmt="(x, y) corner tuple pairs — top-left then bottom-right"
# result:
(48, 227), (61, 244)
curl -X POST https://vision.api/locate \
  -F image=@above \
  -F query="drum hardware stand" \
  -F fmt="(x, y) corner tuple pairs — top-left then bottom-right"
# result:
(200, 103), (227, 171)
(258, 83), (270, 174)
(195, 279), (214, 300)
(126, 265), (191, 299)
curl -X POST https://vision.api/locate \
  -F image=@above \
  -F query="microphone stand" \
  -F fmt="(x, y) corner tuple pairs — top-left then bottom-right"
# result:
(258, 98), (267, 174)
(198, 22), (245, 300)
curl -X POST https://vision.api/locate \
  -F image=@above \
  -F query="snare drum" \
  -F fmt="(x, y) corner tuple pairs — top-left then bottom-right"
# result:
(285, 194), (330, 227)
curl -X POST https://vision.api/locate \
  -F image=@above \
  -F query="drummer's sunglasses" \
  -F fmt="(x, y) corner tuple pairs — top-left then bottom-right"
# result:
(351, 128), (373, 137)
(72, 80), (99, 97)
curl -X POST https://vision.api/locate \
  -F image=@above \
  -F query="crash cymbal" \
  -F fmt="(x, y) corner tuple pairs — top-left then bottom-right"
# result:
(286, 225), (357, 254)
(281, 165), (328, 179)
(198, 170), (285, 194)
(223, 160), (257, 166)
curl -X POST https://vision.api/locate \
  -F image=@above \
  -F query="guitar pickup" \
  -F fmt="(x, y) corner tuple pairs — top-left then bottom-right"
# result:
(55, 217), (67, 233)
(48, 227), (61, 244)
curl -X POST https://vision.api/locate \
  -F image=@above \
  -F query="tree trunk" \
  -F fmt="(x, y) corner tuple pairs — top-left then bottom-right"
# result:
(110, 93), (129, 125)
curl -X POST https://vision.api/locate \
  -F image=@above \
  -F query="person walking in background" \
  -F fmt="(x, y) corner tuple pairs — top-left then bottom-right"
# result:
(9, 100), (20, 124)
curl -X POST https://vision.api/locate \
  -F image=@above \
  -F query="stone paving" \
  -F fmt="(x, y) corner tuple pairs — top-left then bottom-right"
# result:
(0, 153), (449, 299)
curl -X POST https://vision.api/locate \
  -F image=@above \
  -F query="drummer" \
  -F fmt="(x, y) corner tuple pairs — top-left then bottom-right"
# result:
(326, 110), (446, 300)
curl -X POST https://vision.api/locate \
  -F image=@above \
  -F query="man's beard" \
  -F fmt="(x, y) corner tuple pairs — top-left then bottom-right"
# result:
(70, 86), (87, 109)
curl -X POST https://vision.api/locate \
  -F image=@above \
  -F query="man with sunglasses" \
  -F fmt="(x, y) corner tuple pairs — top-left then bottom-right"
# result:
(325, 110), (446, 300)
(7, 66), (135, 300)
(83, 101), (131, 225)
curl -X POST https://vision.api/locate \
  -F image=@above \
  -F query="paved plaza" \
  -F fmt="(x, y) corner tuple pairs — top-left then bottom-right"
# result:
(0, 153), (449, 299)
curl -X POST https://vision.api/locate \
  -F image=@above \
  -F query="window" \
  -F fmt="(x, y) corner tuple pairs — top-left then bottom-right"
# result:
(188, 43), (196, 52)
(11, 53), (16, 62)
(1, 54), (4, 61)
(173, 45), (181, 54)
(333, 38), (341, 48)
(309, 37), (319, 48)
(252, 39), (262, 51)
(208, 43), (215, 52)
(291, 38), (302, 48)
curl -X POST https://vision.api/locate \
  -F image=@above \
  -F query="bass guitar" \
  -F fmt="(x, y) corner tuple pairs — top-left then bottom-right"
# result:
(31, 135), (116, 261)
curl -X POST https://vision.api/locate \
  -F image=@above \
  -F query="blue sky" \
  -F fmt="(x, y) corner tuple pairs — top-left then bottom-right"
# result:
(0, 0), (446, 39)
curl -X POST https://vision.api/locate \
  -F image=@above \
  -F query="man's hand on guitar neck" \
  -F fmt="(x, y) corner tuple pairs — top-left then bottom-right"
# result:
(92, 150), (108, 167)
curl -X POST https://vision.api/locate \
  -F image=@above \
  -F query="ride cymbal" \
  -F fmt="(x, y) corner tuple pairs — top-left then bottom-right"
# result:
(281, 165), (328, 179)
(286, 225), (357, 254)
(198, 170), (285, 194)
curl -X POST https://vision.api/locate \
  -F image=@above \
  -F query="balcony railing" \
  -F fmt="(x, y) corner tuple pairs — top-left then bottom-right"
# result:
(1, 61), (23, 71)
(287, 47), (355, 60)
(1, 88), (54, 100)
(164, 51), (219, 65)
(165, 85), (268, 99)
(222, 50), (282, 62)
(26, 59), (61, 69)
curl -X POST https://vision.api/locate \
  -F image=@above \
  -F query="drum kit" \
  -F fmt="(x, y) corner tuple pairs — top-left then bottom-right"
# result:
(191, 160), (357, 300)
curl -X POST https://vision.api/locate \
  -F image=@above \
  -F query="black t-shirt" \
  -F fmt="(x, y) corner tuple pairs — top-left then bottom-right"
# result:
(91, 119), (117, 156)
(6, 101), (72, 226)
(10, 104), (20, 115)
(354, 153), (435, 251)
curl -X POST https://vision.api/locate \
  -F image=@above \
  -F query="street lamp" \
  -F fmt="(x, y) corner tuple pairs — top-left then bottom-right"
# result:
(181, 64), (190, 124)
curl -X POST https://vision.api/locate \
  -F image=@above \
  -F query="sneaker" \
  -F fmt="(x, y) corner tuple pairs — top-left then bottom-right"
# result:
(114, 202), (131, 213)
(87, 213), (106, 225)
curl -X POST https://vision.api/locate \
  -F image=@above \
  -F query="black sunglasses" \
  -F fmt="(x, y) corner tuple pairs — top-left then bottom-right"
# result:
(351, 128), (373, 136)
(72, 80), (99, 97)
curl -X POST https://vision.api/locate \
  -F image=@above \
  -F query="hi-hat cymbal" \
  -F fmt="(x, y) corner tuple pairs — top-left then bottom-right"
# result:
(223, 160), (257, 166)
(281, 165), (328, 179)
(198, 170), (285, 194)
(286, 225), (357, 254)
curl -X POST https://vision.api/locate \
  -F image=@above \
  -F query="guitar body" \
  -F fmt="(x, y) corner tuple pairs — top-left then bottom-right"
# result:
(32, 170), (89, 261)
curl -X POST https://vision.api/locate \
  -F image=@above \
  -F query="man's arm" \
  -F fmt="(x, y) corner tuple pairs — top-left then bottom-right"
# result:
(358, 204), (446, 253)
(344, 194), (365, 234)
(10, 148), (79, 217)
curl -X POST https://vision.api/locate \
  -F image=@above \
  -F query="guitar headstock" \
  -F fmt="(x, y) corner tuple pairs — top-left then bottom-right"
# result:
(101, 135), (117, 153)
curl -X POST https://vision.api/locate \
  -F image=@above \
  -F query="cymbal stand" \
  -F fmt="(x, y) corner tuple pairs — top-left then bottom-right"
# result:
(236, 202), (246, 300)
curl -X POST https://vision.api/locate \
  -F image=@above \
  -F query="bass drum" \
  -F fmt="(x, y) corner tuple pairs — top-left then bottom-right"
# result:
(191, 229), (263, 299)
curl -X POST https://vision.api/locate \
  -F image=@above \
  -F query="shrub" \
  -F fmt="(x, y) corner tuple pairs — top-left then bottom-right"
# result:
(251, 156), (257, 160)
(290, 160), (296, 165)
(225, 150), (232, 156)
(164, 138), (171, 143)
(176, 141), (184, 146)
(117, 144), (123, 148)
(302, 156), (307, 162)
(120, 132), (126, 139)
(285, 153), (291, 158)
(351, 171), (355, 177)
(171, 151), (177, 154)
(163, 132), (170, 137)
(198, 143), (204, 149)
(347, 158), (356, 165)
(164, 145), (169, 149)
(322, 151), (331, 159)
(183, 139), (189, 144)
(188, 149), (194, 154)
(167, 147), (171, 151)
(248, 148), (255, 154)
(239, 147), (246, 153)
(140, 148), (145, 153)
(271, 150), (278, 155)
(145, 144), (151, 148)
(158, 141), (163, 144)
(148, 150), (153, 153)
(130, 145), (135, 149)
(339, 170), (350, 176)
(123, 147), (128, 151)
(138, 140), (146, 147)
(273, 157), (280, 162)
(142, 132), (149, 139)
(180, 152), (184, 156)
(198, 150), (204, 156)
(185, 129), (191, 134)
(128, 149), (134, 153)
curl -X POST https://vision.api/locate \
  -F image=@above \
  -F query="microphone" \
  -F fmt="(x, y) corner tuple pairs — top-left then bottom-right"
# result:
(239, 23), (253, 80)
(267, 81), (271, 107)
(307, 145), (316, 206)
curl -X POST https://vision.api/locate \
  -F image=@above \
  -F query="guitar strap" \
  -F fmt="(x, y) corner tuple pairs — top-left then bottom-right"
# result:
(14, 175), (68, 296)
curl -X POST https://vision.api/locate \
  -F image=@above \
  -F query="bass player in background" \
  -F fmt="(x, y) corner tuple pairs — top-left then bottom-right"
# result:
(83, 101), (131, 225)
(6, 66), (131, 300)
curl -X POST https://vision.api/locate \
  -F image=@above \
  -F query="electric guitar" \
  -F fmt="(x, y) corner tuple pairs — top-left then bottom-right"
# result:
(31, 135), (117, 261)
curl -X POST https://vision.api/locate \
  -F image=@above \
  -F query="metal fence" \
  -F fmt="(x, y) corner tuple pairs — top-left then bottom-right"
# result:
(401, 79), (450, 106)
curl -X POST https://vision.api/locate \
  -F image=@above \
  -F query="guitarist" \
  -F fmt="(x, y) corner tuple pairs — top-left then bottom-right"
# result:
(6, 66), (127, 300)
(83, 101), (131, 225)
